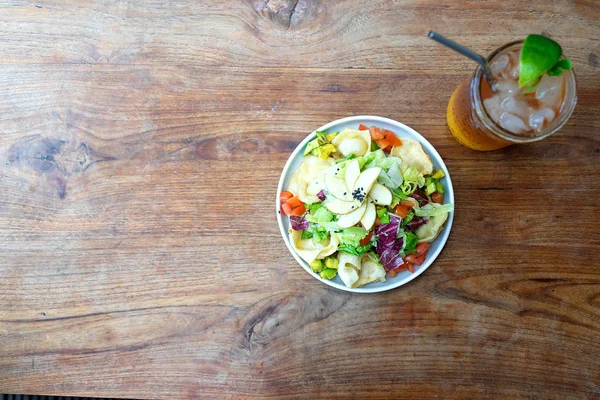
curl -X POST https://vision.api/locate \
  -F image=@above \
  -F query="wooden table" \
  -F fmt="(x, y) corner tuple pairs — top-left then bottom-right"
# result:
(1, 1), (599, 399)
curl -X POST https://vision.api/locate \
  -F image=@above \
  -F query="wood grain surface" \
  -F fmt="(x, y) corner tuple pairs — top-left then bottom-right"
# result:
(1, 0), (599, 399)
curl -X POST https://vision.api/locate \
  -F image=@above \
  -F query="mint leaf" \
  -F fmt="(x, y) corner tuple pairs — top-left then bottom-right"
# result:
(547, 58), (573, 76)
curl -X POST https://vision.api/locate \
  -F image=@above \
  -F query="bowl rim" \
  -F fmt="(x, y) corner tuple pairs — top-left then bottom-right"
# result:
(276, 115), (454, 293)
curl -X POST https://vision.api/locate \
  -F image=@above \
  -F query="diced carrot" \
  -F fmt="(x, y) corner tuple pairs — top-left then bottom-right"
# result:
(360, 232), (373, 246)
(288, 204), (306, 216)
(385, 130), (402, 147)
(286, 196), (303, 209)
(407, 263), (415, 273)
(280, 190), (294, 203)
(369, 126), (386, 141)
(431, 192), (444, 204)
(394, 204), (409, 218)
(414, 254), (426, 266)
(358, 124), (369, 131)
(415, 242), (430, 255)
(374, 217), (381, 227)
(281, 202), (294, 216)
(375, 138), (391, 151)
(401, 200), (415, 209)
(404, 254), (417, 264)
(388, 269), (398, 278)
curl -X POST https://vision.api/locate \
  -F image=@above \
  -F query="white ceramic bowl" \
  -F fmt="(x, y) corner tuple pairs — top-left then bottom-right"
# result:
(277, 116), (454, 293)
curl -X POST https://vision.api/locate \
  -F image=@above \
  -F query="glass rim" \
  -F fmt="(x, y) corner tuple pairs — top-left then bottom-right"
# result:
(471, 40), (578, 143)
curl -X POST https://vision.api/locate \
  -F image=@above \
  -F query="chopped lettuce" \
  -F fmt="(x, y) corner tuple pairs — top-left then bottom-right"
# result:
(399, 167), (425, 195)
(403, 231), (419, 254)
(414, 203), (454, 217)
(377, 170), (396, 189)
(390, 187), (409, 208)
(338, 243), (372, 256)
(367, 250), (380, 263)
(387, 164), (404, 187)
(377, 164), (404, 190)
(301, 224), (329, 243)
(335, 154), (356, 164)
(338, 226), (368, 247)
(362, 150), (403, 171)
(305, 205), (335, 223)
(403, 210), (415, 227)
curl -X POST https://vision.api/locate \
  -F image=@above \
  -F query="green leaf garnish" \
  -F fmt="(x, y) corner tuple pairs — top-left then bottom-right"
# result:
(547, 58), (573, 76)
(519, 34), (572, 90)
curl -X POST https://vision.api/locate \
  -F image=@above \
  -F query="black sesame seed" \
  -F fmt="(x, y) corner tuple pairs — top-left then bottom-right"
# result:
(343, 192), (347, 195)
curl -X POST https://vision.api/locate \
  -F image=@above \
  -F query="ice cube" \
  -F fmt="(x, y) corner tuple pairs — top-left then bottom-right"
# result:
(483, 96), (503, 123)
(496, 80), (520, 95)
(528, 108), (556, 131)
(499, 112), (529, 134)
(501, 96), (530, 119)
(509, 64), (520, 79)
(536, 74), (565, 108)
(490, 54), (510, 77)
(508, 50), (521, 79)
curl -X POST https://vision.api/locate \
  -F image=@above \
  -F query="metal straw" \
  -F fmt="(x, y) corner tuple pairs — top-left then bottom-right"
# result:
(428, 31), (496, 89)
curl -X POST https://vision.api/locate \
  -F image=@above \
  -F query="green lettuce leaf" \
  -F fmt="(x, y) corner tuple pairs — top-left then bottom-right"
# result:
(338, 243), (372, 256)
(302, 224), (330, 243)
(399, 167), (425, 195)
(338, 226), (368, 247)
(305, 206), (335, 223)
(414, 203), (454, 217)
(403, 231), (419, 254)
(363, 150), (402, 171)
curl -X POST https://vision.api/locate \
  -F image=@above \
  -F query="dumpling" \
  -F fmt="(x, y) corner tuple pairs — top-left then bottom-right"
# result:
(331, 128), (371, 157)
(354, 254), (386, 287)
(288, 155), (333, 203)
(337, 251), (360, 287)
(390, 137), (433, 175)
(415, 212), (448, 243)
(338, 252), (362, 271)
(289, 229), (340, 265)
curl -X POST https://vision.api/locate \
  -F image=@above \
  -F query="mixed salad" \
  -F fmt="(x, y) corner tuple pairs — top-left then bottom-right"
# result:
(280, 124), (453, 288)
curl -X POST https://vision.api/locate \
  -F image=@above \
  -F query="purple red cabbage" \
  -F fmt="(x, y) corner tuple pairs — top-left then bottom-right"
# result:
(316, 190), (326, 201)
(410, 190), (429, 206)
(290, 215), (309, 230)
(375, 216), (405, 271)
(405, 216), (427, 232)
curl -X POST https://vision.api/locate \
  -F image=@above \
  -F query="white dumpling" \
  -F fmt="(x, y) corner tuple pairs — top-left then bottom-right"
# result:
(336, 251), (361, 287)
(354, 254), (386, 287)
(289, 229), (340, 265)
(288, 155), (333, 203)
(415, 212), (448, 243)
(390, 137), (433, 175)
(338, 252), (362, 271)
(331, 128), (371, 157)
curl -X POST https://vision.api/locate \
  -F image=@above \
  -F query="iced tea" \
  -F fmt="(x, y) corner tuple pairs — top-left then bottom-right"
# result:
(447, 41), (577, 151)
